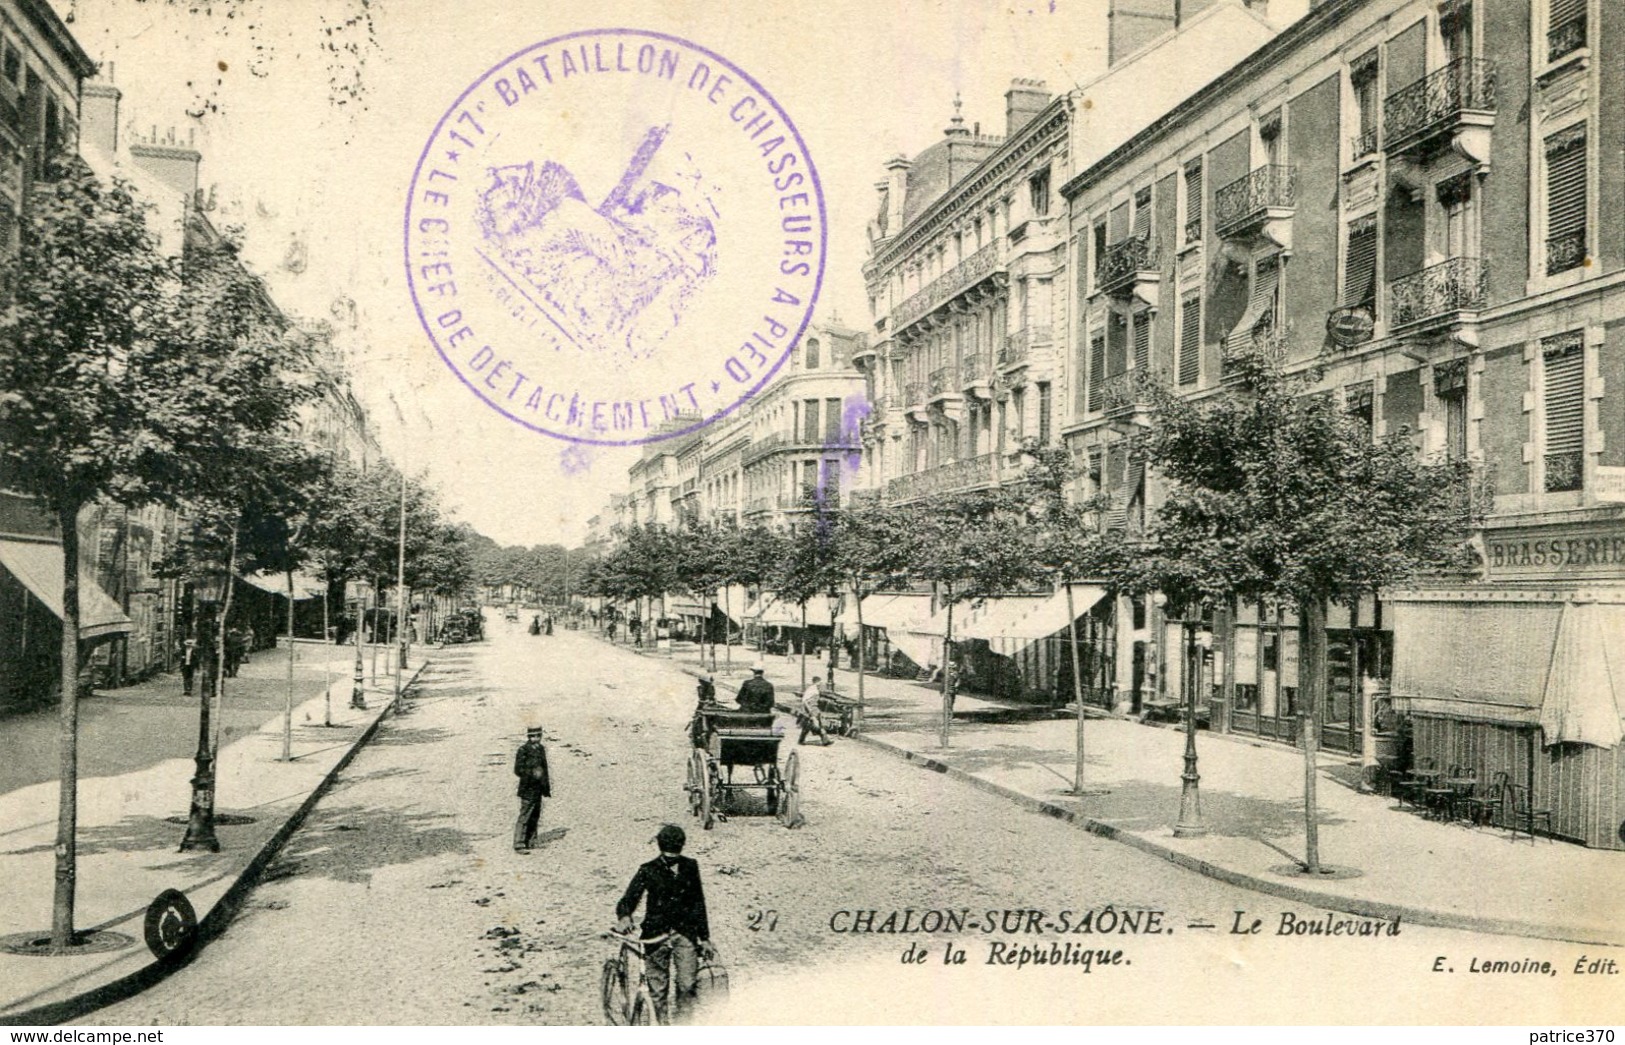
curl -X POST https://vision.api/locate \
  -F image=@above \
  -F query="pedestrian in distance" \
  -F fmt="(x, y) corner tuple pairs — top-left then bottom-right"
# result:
(798, 675), (831, 746)
(615, 824), (715, 1023)
(224, 624), (248, 678)
(180, 637), (199, 697)
(529, 614), (541, 636)
(736, 663), (776, 714)
(513, 725), (552, 852)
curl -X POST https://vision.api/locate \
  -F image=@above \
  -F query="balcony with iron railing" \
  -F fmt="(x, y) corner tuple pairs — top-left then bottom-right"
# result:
(960, 351), (992, 394)
(741, 431), (789, 466)
(1096, 234), (1160, 306)
(1220, 326), (1290, 387)
(891, 242), (1005, 333)
(1349, 127), (1379, 162)
(1000, 326), (1052, 370)
(1387, 257), (1487, 333)
(1383, 58), (1496, 163)
(1098, 368), (1164, 425)
(1214, 165), (1296, 251)
(885, 453), (998, 504)
(744, 497), (773, 515)
(929, 365), (961, 401)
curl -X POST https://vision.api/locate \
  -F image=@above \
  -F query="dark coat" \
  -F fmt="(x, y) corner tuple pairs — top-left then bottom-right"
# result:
(736, 675), (776, 713)
(514, 740), (551, 798)
(616, 854), (710, 943)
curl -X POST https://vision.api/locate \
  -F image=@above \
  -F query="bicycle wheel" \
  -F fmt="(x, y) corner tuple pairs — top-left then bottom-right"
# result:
(630, 985), (660, 1025)
(601, 957), (630, 1025)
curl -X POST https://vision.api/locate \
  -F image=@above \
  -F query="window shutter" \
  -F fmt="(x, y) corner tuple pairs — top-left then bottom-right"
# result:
(1183, 160), (1203, 242)
(1544, 332), (1585, 491)
(1549, 0), (1587, 62)
(1133, 187), (1151, 239)
(1250, 255), (1281, 335)
(1545, 127), (1587, 274)
(1087, 332), (1106, 412)
(1178, 294), (1201, 385)
(1132, 311), (1151, 371)
(1344, 216), (1378, 306)
(1037, 382), (1052, 446)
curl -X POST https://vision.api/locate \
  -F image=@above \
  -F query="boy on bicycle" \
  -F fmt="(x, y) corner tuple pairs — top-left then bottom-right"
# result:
(615, 824), (715, 1021)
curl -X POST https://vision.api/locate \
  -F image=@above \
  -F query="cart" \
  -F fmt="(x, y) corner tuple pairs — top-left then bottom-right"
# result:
(685, 707), (802, 830)
(817, 693), (859, 737)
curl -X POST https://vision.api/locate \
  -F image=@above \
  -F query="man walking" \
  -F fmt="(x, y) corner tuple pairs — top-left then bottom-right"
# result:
(798, 675), (831, 745)
(513, 725), (551, 852)
(736, 663), (776, 714)
(615, 824), (715, 1023)
(180, 637), (199, 697)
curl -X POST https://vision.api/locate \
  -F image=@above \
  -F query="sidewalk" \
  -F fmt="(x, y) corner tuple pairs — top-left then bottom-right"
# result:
(634, 634), (1625, 947)
(0, 644), (430, 1024)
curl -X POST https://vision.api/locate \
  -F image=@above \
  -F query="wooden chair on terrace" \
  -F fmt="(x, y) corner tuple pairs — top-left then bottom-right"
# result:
(1459, 771), (1509, 828)
(1508, 784), (1553, 843)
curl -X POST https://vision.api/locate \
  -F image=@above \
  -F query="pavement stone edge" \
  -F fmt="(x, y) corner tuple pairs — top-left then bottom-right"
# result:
(633, 641), (1623, 950)
(0, 657), (435, 1027)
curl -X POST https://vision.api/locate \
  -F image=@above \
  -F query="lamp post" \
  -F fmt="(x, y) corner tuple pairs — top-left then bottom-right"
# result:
(180, 574), (226, 853)
(826, 588), (839, 692)
(1174, 623), (1210, 839)
(350, 580), (367, 710)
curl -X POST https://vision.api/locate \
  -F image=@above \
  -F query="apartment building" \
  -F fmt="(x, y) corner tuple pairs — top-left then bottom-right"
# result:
(1061, 0), (1625, 847)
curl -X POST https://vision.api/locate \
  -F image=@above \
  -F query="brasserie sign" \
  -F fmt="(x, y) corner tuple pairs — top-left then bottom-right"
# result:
(1484, 524), (1625, 579)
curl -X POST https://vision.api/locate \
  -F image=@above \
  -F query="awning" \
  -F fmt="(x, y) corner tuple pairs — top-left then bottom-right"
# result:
(0, 537), (133, 640)
(888, 629), (943, 671)
(860, 593), (937, 634)
(956, 596), (1051, 642)
(1002, 585), (1110, 640)
(716, 584), (751, 625)
(762, 596), (833, 628)
(665, 596), (709, 617)
(240, 570), (326, 599)
(1391, 599), (1560, 725)
(1538, 602), (1625, 749)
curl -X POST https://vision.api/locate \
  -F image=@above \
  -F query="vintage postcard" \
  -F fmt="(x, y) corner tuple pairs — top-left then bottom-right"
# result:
(0, 0), (1623, 1030)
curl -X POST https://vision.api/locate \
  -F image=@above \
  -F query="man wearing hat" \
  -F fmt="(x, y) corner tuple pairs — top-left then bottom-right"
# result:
(735, 663), (776, 714)
(512, 725), (552, 852)
(616, 824), (714, 1022)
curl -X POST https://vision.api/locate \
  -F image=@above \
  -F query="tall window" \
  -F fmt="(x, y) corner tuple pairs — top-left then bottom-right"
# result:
(1441, 1), (1473, 65)
(1543, 331), (1585, 492)
(1345, 382), (1374, 441)
(1544, 125), (1587, 275)
(825, 398), (843, 443)
(1548, 0), (1586, 64)
(1350, 51), (1379, 157)
(1029, 167), (1051, 218)
(1260, 111), (1283, 167)
(1182, 159), (1203, 244)
(1344, 215), (1378, 307)
(1178, 292), (1201, 386)
(802, 399), (821, 442)
(1092, 220), (1108, 285)
(804, 337), (820, 369)
(1037, 382), (1052, 446)
(1132, 187), (1152, 240)
(1087, 329), (1106, 413)
(1436, 360), (1468, 461)
(1436, 172), (1473, 261)
(1131, 310), (1151, 372)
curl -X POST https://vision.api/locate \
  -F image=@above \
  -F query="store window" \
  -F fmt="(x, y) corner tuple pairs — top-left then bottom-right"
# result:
(1543, 331), (1585, 492)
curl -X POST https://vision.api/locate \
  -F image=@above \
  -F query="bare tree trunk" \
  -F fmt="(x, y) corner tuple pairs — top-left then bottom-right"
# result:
(1066, 576), (1087, 793)
(1301, 594), (1328, 873)
(940, 595), (955, 749)
(282, 569), (295, 761)
(853, 581), (866, 734)
(51, 498), (83, 949)
(322, 584), (332, 727)
(799, 601), (807, 690)
(723, 587), (732, 669)
(211, 527), (237, 767)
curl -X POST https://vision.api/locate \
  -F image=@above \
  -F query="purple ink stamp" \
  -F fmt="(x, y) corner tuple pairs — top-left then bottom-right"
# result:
(404, 29), (828, 446)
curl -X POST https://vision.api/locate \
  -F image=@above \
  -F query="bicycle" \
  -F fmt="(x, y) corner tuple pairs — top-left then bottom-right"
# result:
(601, 928), (675, 1025)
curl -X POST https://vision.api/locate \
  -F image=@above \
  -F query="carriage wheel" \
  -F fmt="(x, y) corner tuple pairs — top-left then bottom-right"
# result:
(765, 764), (782, 816)
(686, 750), (705, 818)
(700, 760), (716, 830)
(779, 751), (802, 828)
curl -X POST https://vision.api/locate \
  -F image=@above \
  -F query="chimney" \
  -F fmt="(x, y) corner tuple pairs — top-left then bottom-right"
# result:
(1004, 79), (1051, 137)
(1107, 0), (1177, 66)
(80, 81), (121, 157)
(883, 155), (910, 236)
(128, 125), (202, 202)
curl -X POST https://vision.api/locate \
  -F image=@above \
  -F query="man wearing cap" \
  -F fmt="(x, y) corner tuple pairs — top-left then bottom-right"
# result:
(736, 664), (776, 714)
(616, 824), (714, 1021)
(513, 726), (552, 852)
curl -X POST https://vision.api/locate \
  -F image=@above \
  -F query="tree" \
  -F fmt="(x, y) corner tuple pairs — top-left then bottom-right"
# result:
(829, 501), (918, 731)
(669, 518), (733, 669)
(768, 514), (839, 689)
(1130, 337), (1486, 872)
(912, 488), (1041, 747)
(0, 156), (198, 949)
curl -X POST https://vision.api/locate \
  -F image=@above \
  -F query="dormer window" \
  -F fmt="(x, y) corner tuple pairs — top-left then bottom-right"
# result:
(804, 337), (820, 370)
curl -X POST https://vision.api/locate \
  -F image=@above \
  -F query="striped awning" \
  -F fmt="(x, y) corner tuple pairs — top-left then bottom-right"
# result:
(1539, 602), (1625, 749)
(0, 537), (132, 640)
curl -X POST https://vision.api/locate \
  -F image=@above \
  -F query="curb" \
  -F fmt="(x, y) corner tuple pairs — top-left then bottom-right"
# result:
(1, 659), (435, 1026)
(632, 639), (1620, 949)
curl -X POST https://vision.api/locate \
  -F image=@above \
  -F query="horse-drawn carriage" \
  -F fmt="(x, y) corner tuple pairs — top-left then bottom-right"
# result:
(685, 706), (802, 829)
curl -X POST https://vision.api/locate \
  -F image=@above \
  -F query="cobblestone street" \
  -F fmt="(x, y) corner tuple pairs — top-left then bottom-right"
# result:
(72, 623), (1617, 1025)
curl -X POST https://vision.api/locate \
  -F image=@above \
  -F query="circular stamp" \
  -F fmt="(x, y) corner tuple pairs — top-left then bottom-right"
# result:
(405, 29), (828, 446)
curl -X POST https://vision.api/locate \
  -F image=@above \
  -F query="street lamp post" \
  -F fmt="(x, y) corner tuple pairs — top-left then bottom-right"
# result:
(350, 581), (367, 710)
(826, 588), (839, 692)
(394, 470), (408, 714)
(1174, 624), (1210, 839)
(180, 575), (225, 853)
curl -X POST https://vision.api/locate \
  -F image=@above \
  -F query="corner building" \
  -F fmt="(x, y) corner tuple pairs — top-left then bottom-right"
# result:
(1061, 0), (1625, 846)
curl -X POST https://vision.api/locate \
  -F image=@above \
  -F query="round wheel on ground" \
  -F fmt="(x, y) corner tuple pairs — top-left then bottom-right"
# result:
(601, 957), (630, 1025)
(765, 764), (782, 815)
(630, 987), (657, 1025)
(778, 750), (802, 828)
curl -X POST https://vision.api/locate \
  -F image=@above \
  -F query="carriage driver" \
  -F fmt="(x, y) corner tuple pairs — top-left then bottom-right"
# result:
(616, 824), (716, 1021)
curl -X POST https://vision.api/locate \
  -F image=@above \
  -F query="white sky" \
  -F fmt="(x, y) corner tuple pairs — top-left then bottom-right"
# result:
(64, 0), (1149, 546)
